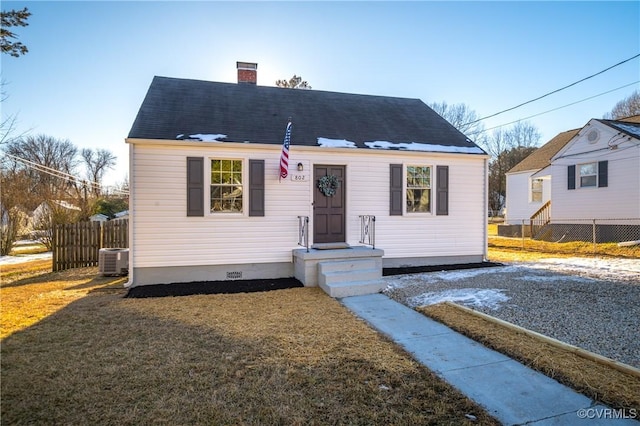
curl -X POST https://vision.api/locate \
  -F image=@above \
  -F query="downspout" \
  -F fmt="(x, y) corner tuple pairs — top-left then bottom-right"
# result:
(483, 156), (489, 261)
(123, 140), (134, 288)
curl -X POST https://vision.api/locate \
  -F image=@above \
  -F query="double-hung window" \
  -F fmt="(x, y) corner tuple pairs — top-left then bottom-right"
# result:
(210, 159), (243, 213)
(406, 165), (431, 213)
(579, 162), (597, 188)
(531, 178), (543, 202)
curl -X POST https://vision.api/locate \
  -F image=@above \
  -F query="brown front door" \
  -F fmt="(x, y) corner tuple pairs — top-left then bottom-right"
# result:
(314, 165), (346, 243)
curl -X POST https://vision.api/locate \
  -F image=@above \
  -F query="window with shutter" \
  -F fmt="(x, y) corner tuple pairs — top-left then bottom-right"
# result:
(186, 157), (204, 217)
(389, 164), (403, 215)
(210, 159), (243, 213)
(567, 165), (576, 190)
(436, 166), (449, 215)
(598, 160), (608, 188)
(249, 159), (265, 216)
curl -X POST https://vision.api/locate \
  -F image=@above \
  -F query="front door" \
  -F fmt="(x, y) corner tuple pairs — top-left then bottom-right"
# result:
(313, 165), (346, 243)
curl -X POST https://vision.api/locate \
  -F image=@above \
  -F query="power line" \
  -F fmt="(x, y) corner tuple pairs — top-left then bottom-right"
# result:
(465, 53), (640, 126)
(3, 153), (129, 196)
(467, 80), (640, 136)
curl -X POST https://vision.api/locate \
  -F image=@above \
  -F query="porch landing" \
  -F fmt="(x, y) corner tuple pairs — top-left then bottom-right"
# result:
(292, 246), (385, 298)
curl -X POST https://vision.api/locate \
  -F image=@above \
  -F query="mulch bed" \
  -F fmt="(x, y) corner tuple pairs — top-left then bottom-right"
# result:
(126, 262), (502, 298)
(126, 278), (303, 298)
(383, 261), (503, 276)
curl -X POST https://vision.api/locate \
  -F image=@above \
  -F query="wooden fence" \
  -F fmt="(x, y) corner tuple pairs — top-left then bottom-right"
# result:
(52, 220), (128, 272)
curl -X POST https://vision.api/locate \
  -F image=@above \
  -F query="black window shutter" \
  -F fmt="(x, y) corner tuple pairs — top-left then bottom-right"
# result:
(390, 164), (403, 215)
(186, 157), (204, 216)
(249, 159), (265, 216)
(598, 160), (608, 188)
(567, 165), (576, 190)
(436, 166), (449, 216)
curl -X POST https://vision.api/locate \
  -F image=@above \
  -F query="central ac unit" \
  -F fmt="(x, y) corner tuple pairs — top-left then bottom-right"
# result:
(99, 248), (129, 276)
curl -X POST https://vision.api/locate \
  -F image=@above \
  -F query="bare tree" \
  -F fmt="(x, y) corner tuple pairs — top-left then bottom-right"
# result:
(603, 90), (640, 119)
(0, 167), (34, 254)
(81, 148), (117, 197)
(428, 101), (488, 148)
(485, 121), (541, 213)
(275, 75), (311, 89)
(4, 134), (79, 201)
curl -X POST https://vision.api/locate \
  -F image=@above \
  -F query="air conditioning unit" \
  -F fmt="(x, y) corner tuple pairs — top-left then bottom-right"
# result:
(99, 248), (129, 276)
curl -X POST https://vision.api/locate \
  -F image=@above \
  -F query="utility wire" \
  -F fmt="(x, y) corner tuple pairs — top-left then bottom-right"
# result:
(467, 80), (640, 136)
(3, 153), (129, 196)
(464, 53), (640, 126)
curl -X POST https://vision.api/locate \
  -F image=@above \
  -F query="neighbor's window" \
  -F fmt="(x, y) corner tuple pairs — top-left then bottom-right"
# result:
(210, 159), (243, 213)
(531, 178), (543, 202)
(579, 162), (597, 188)
(406, 165), (431, 213)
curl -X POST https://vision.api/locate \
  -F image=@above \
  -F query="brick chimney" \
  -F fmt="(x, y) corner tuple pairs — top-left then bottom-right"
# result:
(236, 61), (257, 84)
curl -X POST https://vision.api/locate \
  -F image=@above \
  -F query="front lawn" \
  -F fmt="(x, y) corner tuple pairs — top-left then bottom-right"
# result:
(1, 264), (496, 425)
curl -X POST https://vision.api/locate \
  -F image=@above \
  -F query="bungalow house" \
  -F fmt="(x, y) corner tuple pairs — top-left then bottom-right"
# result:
(503, 115), (640, 242)
(125, 62), (489, 293)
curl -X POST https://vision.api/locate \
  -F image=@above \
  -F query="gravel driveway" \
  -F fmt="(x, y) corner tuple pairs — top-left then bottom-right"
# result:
(382, 257), (640, 369)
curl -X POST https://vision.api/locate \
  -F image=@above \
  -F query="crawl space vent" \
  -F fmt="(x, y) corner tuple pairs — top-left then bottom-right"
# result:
(227, 271), (242, 279)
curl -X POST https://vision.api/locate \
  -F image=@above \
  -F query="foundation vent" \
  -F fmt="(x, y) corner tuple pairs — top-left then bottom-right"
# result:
(226, 271), (242, 279)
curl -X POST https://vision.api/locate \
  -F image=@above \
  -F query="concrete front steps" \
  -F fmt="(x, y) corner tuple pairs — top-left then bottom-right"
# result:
(318, 258), (386, 298)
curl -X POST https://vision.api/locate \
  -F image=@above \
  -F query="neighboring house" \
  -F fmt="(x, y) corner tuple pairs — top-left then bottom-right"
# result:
(503, 115), (640, 241)
(90, 213), (109, 222)
(32, 200), (81, 225)
(125, 62), (489, 288)
(112, 210), (129, 221)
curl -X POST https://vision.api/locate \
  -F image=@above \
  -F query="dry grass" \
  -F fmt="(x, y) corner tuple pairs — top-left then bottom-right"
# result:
(1, 263), (497, 425)
(489, 236), (640, 258)
(418, 303), (640, 412)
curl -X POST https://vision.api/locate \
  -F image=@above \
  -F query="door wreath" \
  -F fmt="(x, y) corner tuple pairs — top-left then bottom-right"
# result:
(317, 174), (340, 197)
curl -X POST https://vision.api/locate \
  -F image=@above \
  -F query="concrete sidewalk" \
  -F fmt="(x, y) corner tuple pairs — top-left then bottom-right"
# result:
(341, 293), (638, 425)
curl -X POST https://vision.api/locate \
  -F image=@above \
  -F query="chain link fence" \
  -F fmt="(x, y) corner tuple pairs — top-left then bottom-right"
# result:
(494, 218), (640, 256)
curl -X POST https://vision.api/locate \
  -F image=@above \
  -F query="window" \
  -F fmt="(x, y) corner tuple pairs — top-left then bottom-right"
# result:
(406, 165), (431, 213)
(579, 162), (597, 188)
(531, 178), (543, 202)
(210, 159), (243, 213)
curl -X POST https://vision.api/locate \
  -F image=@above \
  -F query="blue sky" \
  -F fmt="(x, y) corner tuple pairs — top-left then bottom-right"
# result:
(2, 1), (639, 186)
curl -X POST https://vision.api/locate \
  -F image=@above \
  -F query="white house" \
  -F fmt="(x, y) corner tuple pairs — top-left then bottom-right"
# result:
(504, 115), (640, 241)
(125, 62), (489, 290)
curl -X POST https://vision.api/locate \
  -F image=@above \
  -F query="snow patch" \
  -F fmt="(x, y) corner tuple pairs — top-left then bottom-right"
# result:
(182, 133), (227, 142)
(317, 137), (357, 148)
(0, 252), (52, 265)
(364, 140), (485, 154)
(612, 123), (640, 138)
(408, 288), (510, 310)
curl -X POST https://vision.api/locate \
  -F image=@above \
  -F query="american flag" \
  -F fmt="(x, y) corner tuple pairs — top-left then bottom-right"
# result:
(279, 121), (292, 181)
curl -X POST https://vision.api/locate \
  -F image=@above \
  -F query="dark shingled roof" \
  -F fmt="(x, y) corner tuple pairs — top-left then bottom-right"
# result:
(128, 76), (484, 153)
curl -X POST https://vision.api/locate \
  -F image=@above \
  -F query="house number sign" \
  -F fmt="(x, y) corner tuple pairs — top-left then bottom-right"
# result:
(290, 172), (308, 182)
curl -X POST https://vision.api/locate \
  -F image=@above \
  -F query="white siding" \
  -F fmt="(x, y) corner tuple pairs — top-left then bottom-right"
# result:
(550, 122), (640, 220)
(505, 171), (551, 225)
(130, 141), (487, 268)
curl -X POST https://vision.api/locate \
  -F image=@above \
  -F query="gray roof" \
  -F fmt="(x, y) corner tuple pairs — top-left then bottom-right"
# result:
(128, 76), (484, 153)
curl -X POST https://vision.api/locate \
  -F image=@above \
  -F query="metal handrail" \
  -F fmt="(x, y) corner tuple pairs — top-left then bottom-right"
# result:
(359, 215), (376, 249)
(297, 216), (309, 252)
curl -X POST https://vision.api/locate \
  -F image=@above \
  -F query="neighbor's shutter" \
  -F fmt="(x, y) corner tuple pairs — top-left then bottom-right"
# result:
(187, 157), (204, 217)
(598, 160), (608, 188)
(436, 165), (449, 216)
(249, 159), (265, 216)
(567, 165), (576, 190)
(390, 164), (403, 215)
